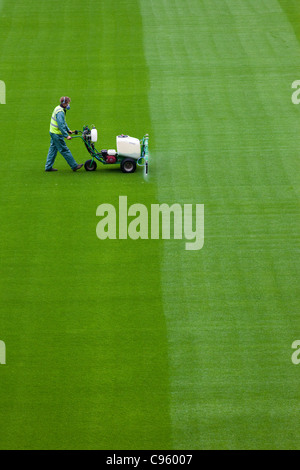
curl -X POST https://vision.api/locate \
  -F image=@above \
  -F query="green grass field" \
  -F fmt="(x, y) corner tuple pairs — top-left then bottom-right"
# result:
(0, 0), (299, 450)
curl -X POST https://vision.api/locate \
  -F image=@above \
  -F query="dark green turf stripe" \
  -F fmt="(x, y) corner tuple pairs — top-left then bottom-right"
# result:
(278, 0), (300, 44)
(0, 0), (171, 449)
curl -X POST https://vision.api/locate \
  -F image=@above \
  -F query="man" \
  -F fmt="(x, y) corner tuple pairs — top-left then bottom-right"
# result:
(45, 96), (83, 172)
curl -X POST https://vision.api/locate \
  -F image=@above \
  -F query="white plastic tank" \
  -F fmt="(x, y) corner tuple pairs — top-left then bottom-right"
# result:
(91, 128), (98, 142)
(117, 135), (141, 160)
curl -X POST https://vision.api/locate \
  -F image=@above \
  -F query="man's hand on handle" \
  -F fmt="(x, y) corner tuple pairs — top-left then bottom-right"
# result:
(67, 130), (75, 139)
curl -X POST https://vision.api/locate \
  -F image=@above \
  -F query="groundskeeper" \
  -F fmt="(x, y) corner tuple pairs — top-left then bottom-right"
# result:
(45, 96), (83, 172)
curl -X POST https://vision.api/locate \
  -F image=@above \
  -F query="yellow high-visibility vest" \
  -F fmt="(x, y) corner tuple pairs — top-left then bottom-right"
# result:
(49, 105), (64, 134)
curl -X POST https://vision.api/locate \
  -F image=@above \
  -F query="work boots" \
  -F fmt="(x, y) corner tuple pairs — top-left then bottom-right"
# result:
(73, 164), (83, 171)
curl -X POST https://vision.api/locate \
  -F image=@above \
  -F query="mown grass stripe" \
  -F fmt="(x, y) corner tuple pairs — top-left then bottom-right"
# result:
(0, 0), (171, 449)
(141, 0), (300, 449)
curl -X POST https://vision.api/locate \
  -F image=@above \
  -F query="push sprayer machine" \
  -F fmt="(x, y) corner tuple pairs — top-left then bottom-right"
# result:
(72, 126), (149, 175)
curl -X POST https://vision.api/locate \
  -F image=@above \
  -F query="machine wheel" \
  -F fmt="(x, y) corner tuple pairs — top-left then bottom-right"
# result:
(84, 159), (97, 171)
(120, 158), (136, 174)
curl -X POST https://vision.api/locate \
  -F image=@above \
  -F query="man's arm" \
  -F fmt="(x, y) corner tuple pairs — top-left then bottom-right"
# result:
(56, 111), (70, 138)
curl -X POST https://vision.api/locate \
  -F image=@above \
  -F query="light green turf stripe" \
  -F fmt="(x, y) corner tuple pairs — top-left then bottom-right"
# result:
(141, 0), (300, 449)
